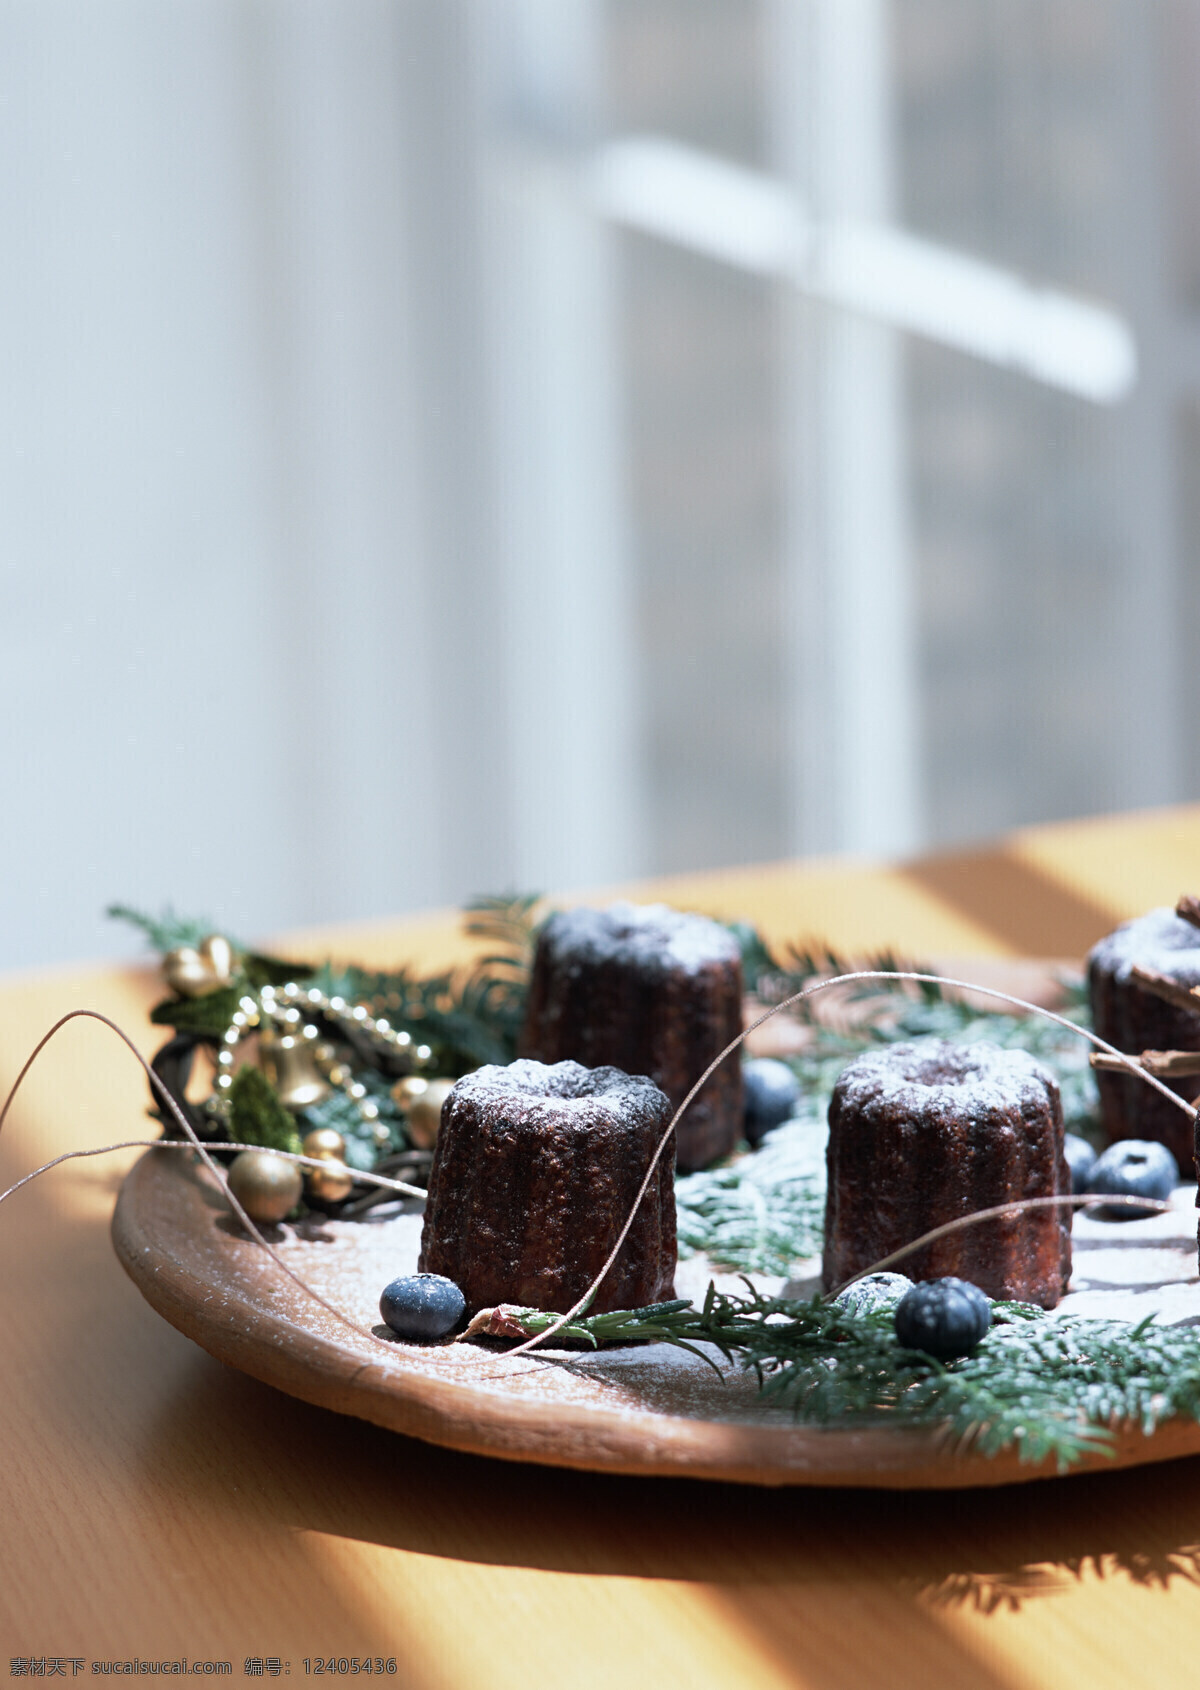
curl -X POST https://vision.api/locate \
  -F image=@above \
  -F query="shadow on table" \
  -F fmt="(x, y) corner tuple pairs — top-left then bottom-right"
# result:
(139, 1353), (1200, 1613)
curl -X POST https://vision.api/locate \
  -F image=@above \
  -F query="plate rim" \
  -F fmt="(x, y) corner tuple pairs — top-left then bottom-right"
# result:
(111, 1149), (1200, 1490)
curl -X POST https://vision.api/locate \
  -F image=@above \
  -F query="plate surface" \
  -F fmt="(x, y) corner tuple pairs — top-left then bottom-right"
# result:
(112, 1143), (1200, 1489)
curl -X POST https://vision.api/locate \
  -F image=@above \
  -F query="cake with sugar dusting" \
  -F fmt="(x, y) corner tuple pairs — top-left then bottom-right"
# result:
(823, 1039), (1071, 1308)
(1088, 907), (1200, 1170)
(519, 902), (743, 1172)
(418, 1058), (677, 1316)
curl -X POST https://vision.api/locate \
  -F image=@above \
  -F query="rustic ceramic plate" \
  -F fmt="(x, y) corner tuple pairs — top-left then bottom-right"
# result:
(112, 1139), (1200, 1490)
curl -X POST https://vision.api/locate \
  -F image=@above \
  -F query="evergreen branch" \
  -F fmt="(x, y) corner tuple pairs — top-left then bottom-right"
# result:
(676, 1121), (825, 1273)
(229, 1065), (302, 1157)
(461, 893), (543, 955)
(108, 902), (222, 954)
(149, 985), (243, 1036)
(243, 951), (314, 989)
(494, 1287), (1200, 1470)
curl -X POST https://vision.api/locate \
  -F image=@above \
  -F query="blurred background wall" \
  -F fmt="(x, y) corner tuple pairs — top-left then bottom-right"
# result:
(1, 0), (1196, 969)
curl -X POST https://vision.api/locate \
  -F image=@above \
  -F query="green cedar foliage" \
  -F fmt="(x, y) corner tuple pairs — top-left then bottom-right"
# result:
(504, 1286), (1200, 1471)
(229, 1065), (302, 1157)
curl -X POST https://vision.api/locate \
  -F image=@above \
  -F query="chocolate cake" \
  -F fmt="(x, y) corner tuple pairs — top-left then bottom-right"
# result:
(1088, 907), (1200, 1170)
(418, 1058), (677, 1316)
(822, 1039), (1071, 1308)
(519, 902), (743, 1172)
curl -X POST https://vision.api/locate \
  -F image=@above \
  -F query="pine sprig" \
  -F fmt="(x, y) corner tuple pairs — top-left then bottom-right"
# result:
(494, 1298), (726, 1367)
(119, 891), (542, 1076)
(462, 892), (543, 954)
(676, 1120), (826, 1272)
(497, 1287), (1200, 1470)
(108, 902), (224, 953)
(306, 891), (541, 1075)
(149, 986), (243, 1037)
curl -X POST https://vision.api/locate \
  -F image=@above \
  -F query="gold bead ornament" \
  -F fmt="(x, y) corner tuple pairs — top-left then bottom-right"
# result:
(301, 1127), (346, 1162)
(391, 1075), (428, 1112)
(227, 1149), (303, 1224)
(393, 1075), (455, 1150)
(300, 1125), (354, 1203)
(305, 1159), (355, 1203)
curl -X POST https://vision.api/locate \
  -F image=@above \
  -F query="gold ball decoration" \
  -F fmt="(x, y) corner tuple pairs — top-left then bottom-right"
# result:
(163, 933), (238, 999)
(227, 1149), (303, 1224)
(306, 1159), (355, 1204)
(301, 1127), (346, 1162)
(391, 1075), (428, 1112)
(405, 1076), (455, 1150)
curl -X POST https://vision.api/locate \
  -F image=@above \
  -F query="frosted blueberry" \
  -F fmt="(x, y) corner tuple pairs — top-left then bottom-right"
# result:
(1063, 1133), (1098, 1195)
(893, 1278), (991, 1360)
(834, 1272), (913, 1317)
(1084, 1139), (1177, 1220)
(742, 1057), (801, 1146)
(380, 1273), (466, 1340)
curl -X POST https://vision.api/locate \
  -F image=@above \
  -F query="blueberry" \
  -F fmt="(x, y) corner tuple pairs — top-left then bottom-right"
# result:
(379, 1273), (466, 1340)
(1064, 1133), (1098, 1195)
(743, 1057), (801, 1146)
(1084, 1139), (1178, 1220)
(834, 1272), (913, 1317)
(894, 1278), (991, 1359)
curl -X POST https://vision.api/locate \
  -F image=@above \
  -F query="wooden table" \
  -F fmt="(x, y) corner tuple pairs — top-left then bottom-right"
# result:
(6, 804), (1200, 1689)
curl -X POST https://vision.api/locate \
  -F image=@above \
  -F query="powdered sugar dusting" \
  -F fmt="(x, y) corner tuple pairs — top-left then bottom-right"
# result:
(832, 1038), (1058, 1119)
(540, 902), (740, 976)
(1088, 905), (1200, 986)
(452, 1058), (667, 1122)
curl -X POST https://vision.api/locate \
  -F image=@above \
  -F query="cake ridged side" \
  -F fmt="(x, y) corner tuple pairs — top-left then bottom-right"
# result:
(419, 1059), (677, 1316)
(822, 1041), (1071, 1309)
